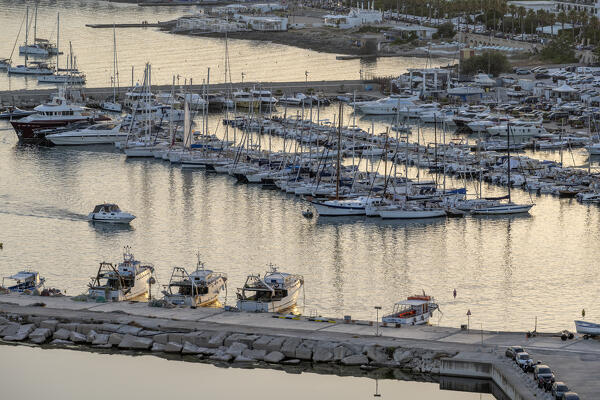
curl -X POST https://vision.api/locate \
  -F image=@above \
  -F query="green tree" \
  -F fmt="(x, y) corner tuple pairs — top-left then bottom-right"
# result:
(540, 34), (577, 64)
(460, 51), (511, 76)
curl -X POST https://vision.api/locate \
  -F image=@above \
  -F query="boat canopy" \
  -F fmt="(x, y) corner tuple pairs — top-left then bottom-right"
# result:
(93, 203), (120, 213)
(6, 272), (36, 281)
(394, 299), (430, 306)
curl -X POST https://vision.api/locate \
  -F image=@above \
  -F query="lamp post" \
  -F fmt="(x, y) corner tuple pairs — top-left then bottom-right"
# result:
(375, 306), (382, 336)
(305, 70), (309, 83)
(241, 72), (245, 84)
(467, 309), (471, 333)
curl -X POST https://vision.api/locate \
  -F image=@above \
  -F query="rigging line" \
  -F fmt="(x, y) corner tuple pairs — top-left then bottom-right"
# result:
(10, 13), (27, 61)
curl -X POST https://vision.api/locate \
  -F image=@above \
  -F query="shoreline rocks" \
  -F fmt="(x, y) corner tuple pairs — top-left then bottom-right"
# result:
(0, 313), (454, 376)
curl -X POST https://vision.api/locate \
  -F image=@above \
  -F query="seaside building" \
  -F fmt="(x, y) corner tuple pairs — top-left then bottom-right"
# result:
(323, 3), (383, 29)
(507, 0), (600, 15)
(384, 24), (438, 40)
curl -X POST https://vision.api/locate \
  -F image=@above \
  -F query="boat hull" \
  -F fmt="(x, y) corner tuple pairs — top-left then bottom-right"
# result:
(574, 320), (600, 335)
(237, 281), (302, 313)
(379, 209), (446, 219)
(471, 204), (533, 215)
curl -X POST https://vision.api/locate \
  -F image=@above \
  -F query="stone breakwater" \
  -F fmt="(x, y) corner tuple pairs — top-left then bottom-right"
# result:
(0, 313), (455, 373)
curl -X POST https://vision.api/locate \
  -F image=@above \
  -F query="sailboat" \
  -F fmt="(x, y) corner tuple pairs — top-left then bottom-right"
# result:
(310, 103), (375, 216)
(38, 16), (86, 84)
(8, 8), (53, 75)
(472, 123), (534, 215)
(101, 24), (122, 112)
(18, 4), (59, 56)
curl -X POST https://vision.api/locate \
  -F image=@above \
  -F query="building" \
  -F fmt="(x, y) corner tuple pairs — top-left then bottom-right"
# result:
(323, 3), (382, 29)
(385, 24), (438, 40)
(237, 15), (288, 31)
(506, 1), (557, 12)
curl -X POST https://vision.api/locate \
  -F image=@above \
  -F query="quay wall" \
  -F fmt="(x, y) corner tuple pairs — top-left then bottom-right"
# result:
(0, 80), (381, 108)
(0, 295), (545, 400)
(441, 357), (533, 400)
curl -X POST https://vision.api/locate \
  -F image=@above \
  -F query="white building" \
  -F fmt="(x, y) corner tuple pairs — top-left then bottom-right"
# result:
(506, 1), (557, 12)
(508, 0), (600, 15)
(237, 15), (288, 31)
(386, 24), (438, 40)
(323, 3), (383, 29)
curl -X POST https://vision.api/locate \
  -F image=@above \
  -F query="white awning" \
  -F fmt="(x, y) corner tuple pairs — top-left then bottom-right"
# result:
(395, 299), (428, 306)
(7, 272), (35, 280)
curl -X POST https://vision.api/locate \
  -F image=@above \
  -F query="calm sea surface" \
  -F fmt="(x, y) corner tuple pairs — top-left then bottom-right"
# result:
(0, 0), (448, 91)
(0, 345), (494, 400)
(0, 0), (599, 334)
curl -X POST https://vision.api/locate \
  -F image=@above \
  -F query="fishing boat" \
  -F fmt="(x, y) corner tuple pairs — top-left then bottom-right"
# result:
(574, 320), (600, 337)
(88, 247), (154, 302)
(162, 255), (227, 307)
(382, 293), (439, 325)
(1, 271), (45, 293)
(236, 266), (304, 312)
(87, 203), (135, 223)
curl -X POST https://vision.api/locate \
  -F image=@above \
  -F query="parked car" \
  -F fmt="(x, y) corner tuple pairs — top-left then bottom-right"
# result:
(562, 393), (580, 400)
(515, 352), (533, 370)
(505, 345), (525, 359)
(551, 382), (569, 399)
(515, 68), (530, 75)
(535, 73), (551, 80)
(533, 364), (555, 390)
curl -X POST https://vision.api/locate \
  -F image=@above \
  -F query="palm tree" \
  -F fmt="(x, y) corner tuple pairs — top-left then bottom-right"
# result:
(568, 9), (578, 43)
(508, 4), (516, 33)
(558, 10), (567, 34)
(517, 6), (526, 38)
(547, 12), (556, 37)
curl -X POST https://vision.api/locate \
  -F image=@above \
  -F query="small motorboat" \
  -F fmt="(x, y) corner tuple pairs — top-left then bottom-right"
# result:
(237, 266), (304, 313)
(574, 320), (600, 337)
(88, 246), (154, 301)
(88, 203), (135, 224)
(162, 254), (227, 307)
(2, 271), (45, 293)
(302, 209), (314, 218)
(382, 293), (439, 325)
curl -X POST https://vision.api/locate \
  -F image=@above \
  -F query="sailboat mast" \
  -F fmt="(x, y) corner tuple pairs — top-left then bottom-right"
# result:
(507, 122), (511, 203)
(335, 101), (343, 200)
(56, 13), (59, 71)
(34, 4), (37, 43)
(113, 23), (117, 103)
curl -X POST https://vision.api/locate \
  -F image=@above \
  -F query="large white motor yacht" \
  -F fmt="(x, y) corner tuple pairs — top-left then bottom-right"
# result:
(357, 94), (419, 115)
(46, 123), (126, 145)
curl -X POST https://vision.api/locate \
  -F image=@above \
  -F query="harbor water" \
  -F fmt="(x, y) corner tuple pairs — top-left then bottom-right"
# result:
(0, 0), (448, 91)
(0, 345), (494, 399)
(0, 0), (599, 334)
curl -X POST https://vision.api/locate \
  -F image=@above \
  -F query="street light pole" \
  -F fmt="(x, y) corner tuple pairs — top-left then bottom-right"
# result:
(375, 306), (382, 336)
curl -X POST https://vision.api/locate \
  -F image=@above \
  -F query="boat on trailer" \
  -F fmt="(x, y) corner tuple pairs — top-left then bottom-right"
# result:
(237, 267), (304, 312)
(2, 271), (45, 293)
(162, 255), (227, 307)
(88, 247), (154, 301)
(382, 293), (439, 325)
(574, 320), (600, 337)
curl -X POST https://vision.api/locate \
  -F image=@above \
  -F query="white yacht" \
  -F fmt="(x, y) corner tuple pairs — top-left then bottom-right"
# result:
(377, 203), (446, 219)
(87, 203), (136, 223)
(473, 73), (496, 88)
(357, 94), (419, 115)
(487, 123), (547, 137)
(101, 101), (122, 112)
(251, 89), (278, 108)
(88, 247), (154, 302)
(7, 61), (53, 75)
(310, 196), (379, 216)
(237, 267), (304, 313)
(46, 123), (126, 145)
(162, 255), (227, 307)
(382, 293), (438, 325)
(38, 73), (86, 84)
(471, 203), (533, 215)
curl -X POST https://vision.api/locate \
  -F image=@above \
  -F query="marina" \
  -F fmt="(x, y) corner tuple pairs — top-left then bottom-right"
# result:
(1, 0), (600, 399)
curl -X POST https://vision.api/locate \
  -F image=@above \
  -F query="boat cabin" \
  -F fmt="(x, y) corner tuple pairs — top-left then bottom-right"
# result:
(388, 296), (433, 319)
(2, 271), (45, 293)
(92, 203), (122, 214)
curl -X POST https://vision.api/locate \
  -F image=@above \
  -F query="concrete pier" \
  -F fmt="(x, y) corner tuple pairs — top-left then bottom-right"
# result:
(0, 80), (380, 108)
(0, 294), (598, 399)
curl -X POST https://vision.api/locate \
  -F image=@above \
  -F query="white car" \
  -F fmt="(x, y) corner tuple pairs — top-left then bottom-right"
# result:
(515, 352), (533, 370)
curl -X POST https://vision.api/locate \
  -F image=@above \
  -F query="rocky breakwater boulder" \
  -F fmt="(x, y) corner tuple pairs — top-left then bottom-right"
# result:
(0, 312), (457, 376)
